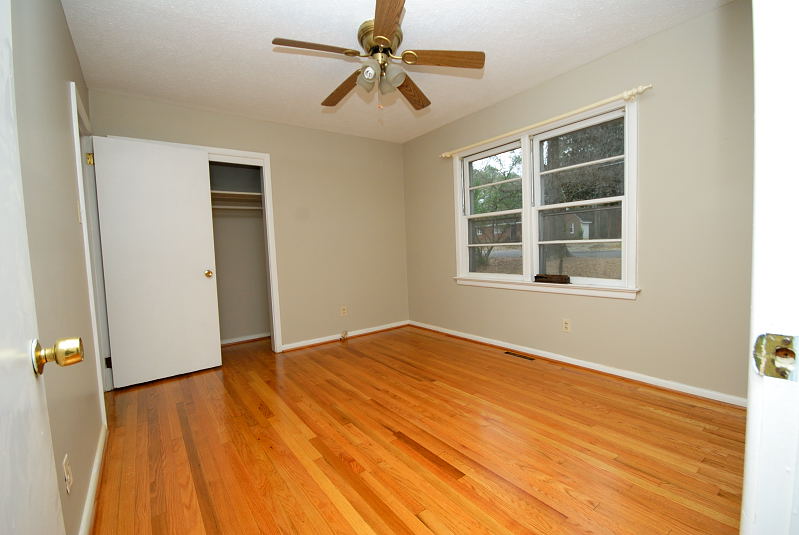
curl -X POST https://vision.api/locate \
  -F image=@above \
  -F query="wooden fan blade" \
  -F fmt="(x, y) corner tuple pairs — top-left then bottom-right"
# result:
(397, 74), (431, 110)
(272, 38), (356, 56)
(404, 50), (485, 69)
(373, 0), (404, 45)
(321, 70), (361, 107)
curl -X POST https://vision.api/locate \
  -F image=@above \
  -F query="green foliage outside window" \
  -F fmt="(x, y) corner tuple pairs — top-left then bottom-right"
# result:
(467, 117), (625, 274)
(469, 151), (522, 268)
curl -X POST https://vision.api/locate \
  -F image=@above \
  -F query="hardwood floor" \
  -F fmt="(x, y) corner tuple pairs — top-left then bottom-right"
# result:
(92, 326), (746, 534)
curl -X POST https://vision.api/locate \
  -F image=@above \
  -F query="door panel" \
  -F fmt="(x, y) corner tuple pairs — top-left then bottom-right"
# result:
(1, 0), (65, 529)
(93, 137), (221, 388)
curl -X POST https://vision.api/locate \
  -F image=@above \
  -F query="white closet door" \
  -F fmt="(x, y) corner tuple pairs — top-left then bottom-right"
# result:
(94, 137), (221, 388)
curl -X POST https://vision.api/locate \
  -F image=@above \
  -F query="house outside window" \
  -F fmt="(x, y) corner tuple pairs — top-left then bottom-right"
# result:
(454, 101), (639, 299)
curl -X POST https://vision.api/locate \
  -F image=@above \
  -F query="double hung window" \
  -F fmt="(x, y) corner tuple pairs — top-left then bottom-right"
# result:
(455, 102), (638, 298)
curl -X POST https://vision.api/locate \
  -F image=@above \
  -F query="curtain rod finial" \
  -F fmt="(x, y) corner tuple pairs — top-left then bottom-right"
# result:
(622, 84), (654, 101)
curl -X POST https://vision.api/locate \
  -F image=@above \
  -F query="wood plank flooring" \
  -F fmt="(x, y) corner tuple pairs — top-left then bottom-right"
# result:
(92, 326), (746, 534)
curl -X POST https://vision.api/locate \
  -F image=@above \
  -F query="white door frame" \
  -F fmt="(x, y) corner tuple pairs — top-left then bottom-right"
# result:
(69, 82), (112, 397)
(206, 150), (283, 352)
(86, 136), (284, 355)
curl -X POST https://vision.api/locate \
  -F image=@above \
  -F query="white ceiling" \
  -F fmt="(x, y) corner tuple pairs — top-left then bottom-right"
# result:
(61, 0), (729, 143)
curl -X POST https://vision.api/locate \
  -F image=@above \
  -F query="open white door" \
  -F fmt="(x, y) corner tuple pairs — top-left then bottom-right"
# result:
(740, 1), (799, 533)
(0, 2), (66, 531)
(93, 136), (222, 387)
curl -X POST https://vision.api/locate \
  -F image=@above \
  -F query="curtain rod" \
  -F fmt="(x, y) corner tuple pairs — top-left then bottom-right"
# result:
(440, 84), (653, 159)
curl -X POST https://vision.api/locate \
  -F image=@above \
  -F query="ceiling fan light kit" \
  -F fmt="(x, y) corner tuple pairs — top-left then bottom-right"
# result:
(379, 63), (406, 95)
(357, 58), (379, 91)
(272, 0), (485, 111)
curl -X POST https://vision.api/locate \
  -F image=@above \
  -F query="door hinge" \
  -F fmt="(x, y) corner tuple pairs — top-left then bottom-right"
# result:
(86, 153), (95, 166)
(104, 356), (112, 369)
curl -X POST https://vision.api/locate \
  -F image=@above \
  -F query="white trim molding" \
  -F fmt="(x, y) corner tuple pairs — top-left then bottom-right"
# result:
(68, 82), (110, 412)
(455, 277), (640, 299)
(278, 320), (745, 406)
(281, 321), (410, 352)
(78, 423), (108, 535)
(257, 153), (283, 353)
(407, 321), (746, 407)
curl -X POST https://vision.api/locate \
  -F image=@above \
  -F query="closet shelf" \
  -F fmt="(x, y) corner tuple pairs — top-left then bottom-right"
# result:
(210, 190), (262, 210)
(212, 205), (262, 211)
(211, 190), (262, 200)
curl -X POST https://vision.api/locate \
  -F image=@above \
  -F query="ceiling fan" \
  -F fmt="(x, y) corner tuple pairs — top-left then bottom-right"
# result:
(272, 0), (485, 111)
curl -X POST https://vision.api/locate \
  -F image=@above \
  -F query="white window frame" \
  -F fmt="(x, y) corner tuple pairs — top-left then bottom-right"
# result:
(457, 140), (524, 283)
(453, 100), (640, 300)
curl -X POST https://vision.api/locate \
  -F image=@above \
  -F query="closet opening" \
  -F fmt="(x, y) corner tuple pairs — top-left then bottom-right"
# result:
(210, 161), (273, 347)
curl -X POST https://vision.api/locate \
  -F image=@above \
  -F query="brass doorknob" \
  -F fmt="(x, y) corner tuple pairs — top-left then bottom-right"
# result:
(204, 269), (214, 278)
(31, 337), (84, 375)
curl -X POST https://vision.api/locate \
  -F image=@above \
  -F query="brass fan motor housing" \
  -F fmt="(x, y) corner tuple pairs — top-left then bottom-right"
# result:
(357, 20), (402, 54)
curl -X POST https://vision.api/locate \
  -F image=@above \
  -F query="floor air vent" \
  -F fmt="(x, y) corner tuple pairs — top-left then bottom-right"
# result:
(504, 351), (535, 361)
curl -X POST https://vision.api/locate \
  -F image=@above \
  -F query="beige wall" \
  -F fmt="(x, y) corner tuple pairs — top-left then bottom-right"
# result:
(403, 0), (753, 397)
(212, 211), (272, 341)
(89, 90), (409, 345)
(11, 0), (103, 533)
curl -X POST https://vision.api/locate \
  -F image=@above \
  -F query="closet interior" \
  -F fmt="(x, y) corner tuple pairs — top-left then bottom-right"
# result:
(210, 162), (272, 344)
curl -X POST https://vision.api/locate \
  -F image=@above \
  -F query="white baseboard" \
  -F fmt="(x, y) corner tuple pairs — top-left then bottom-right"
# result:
(278, 318), (746, 406)
(280, 321), (410, 351)
(408, 320), (747, 407)
(78, 423), (108, 535)
(221, 332), (271, 345)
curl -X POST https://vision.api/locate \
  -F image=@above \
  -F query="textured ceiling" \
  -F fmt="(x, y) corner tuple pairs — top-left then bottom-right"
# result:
(61, 0), (729, 143)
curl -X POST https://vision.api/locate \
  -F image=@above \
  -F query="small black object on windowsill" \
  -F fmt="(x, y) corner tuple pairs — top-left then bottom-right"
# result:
(534, 274), (571, 284)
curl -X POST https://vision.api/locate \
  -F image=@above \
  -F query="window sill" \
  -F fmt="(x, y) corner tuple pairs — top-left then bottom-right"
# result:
(454, 277), (640, 300)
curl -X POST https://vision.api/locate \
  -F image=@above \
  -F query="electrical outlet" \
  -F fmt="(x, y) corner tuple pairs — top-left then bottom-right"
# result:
(339, 305), (348, 317)
(562, 319), (572, 333)
(341, 330), (348, 340)
(62, 453), (74, 494)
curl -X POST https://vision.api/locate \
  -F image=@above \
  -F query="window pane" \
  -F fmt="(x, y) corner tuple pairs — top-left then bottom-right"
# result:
(540, 243), (621, 280)
(541, 159), (623, 205)
(468, 148), (522, 187)
(540, 117), (624, 171)
(469, 214), (521, 244)
(470, 180), (522, 214)
(469, 246), (522, 274)
(539, 202), (621, 241)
